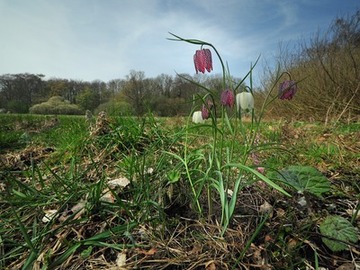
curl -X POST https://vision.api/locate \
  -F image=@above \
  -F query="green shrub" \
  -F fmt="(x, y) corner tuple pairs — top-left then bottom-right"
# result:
(29, 96), (83, 115)
(95, 100), (133, 116)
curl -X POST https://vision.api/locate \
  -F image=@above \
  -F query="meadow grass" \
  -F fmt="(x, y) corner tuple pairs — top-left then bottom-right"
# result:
(0, 113), (359, 269)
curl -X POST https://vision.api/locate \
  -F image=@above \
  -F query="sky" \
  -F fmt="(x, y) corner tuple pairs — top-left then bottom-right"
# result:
(0, 0), (358, 85)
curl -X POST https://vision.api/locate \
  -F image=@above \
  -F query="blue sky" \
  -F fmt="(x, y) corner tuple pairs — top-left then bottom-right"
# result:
(0, 0), (358, 85)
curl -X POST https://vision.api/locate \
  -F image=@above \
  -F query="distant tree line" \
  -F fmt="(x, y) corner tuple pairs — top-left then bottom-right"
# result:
(0, 70), (244, 116)
(1, 9), (359, 121)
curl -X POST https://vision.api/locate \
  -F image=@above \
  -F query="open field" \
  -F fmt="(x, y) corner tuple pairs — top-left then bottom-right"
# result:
(0, 113), (359, 269)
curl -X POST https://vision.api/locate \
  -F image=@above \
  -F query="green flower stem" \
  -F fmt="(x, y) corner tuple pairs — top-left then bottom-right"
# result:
(184, 131), (203, 215)
(165, 128), (203, 215)
(169, 33), (295, 233)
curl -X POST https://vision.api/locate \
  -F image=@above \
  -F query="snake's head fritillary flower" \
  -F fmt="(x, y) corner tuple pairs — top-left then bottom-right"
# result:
(279, 80), (297, 100)
(201, 104), (210, 120)
(194, 48), (213, 74)
(236, 92), (254, 112)
(221, 89), (235, 108)
(192, 111), (205, 124)
(201, 99), (214, 120)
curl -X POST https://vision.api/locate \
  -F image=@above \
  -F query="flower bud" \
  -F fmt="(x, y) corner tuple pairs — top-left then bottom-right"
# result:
(192, 111), (205, 123)
(236, 92), (254, 112)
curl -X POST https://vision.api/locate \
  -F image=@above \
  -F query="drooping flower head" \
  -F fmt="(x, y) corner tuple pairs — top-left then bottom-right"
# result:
(279, 80), (297, 100)
(201, 99), (214, 120)
(194, 48), (213, 74)
(192, 111), (204, 124)
(221, 89), (235, 108)
(236, 92), (254, 112)
(201, 104), (210, 120)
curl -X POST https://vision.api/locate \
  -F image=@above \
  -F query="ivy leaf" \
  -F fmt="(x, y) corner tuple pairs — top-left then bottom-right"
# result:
(320, 215), (358, 252)
(268, 166), (330, 197)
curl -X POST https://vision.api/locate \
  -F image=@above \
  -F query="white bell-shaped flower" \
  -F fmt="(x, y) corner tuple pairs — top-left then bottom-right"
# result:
(192, 111), (205, 124)
(236, 92), (254, 112)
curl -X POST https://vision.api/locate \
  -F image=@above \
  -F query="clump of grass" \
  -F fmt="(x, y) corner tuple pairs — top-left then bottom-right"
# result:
(1, 112), (358, 269)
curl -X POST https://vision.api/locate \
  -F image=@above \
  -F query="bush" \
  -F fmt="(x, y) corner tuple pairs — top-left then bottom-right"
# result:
(29, 96), (83, 115)
(95, 100), (133, 116)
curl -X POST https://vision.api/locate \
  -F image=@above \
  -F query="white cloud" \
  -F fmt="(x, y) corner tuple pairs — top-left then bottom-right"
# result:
(0, 0), (358, 83)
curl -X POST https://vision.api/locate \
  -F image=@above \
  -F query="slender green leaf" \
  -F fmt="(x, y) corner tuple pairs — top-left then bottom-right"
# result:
(226, 163), (291, 197)
(49, 243), (81, 268)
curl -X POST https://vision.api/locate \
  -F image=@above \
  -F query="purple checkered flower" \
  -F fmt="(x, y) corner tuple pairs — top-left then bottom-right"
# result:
(279, 80), (297, 100)
(194, 48), (213, 74)
(221, 89), (235, 108)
